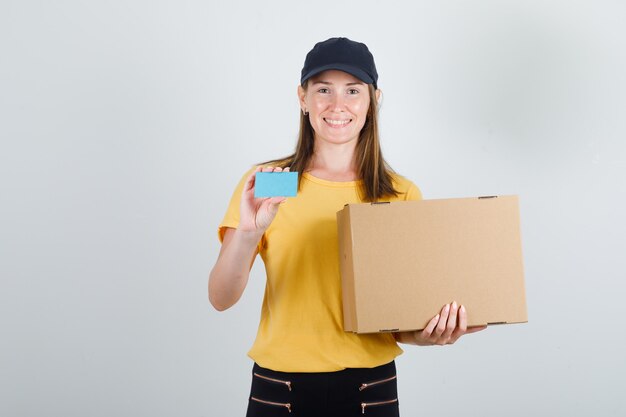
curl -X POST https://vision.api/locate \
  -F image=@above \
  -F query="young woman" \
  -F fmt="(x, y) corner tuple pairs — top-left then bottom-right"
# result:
(209, 37), (486, 417)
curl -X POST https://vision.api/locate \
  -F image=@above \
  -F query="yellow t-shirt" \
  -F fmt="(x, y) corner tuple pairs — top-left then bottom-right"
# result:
(218, 168), (422, 372)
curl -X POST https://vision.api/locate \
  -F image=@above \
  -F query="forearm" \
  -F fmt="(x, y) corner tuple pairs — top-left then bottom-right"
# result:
(208, 229), (263, 311)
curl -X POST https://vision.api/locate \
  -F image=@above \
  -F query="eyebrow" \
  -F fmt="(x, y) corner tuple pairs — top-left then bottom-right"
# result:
(311, 80), (366, 86)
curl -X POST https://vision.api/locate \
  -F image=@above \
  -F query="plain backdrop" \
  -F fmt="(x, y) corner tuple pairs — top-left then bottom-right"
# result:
(1, 1), (625, 416)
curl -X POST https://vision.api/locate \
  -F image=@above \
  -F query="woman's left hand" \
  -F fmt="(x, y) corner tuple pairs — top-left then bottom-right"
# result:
(395, 301), (487, 346)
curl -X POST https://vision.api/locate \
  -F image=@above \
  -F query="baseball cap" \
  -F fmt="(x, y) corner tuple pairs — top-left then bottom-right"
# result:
(300, 37), (379, 89)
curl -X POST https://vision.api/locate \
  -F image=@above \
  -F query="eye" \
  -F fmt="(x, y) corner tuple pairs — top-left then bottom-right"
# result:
(317, 88), (330, 94)
(348, 88), (360, 95)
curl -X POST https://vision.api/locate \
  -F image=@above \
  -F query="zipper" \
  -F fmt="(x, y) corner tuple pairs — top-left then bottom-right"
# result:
(250, 396), (292, 413)
(253, 372), (292, 391)
(361, 398), (398, 414)
(359, 375), (397, 391)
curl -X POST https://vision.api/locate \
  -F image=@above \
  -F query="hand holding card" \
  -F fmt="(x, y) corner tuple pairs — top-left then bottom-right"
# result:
(238, 167), (297, 233)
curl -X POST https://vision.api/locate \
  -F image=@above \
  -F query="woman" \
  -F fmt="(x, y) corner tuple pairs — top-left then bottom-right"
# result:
(209, 37), (486, 417)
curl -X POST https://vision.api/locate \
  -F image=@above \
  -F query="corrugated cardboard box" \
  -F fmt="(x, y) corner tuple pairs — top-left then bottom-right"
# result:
(337, 195), (527, 333)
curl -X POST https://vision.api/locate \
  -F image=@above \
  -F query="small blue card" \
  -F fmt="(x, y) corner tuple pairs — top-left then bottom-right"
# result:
(254, 172), (298, 198)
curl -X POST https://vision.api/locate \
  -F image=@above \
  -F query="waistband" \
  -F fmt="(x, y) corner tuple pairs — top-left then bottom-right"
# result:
(252, 360), (396, 381)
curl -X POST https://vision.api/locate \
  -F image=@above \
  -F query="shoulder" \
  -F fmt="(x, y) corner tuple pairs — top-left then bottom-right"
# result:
(390, 173), (422, 201)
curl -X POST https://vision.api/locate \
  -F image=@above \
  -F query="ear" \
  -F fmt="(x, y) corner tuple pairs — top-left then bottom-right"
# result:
(297, 84), (307, 111)
(375, 88), (382, 104)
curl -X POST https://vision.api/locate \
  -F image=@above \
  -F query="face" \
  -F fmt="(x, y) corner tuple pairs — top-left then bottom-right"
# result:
(298, 70), (376, 146)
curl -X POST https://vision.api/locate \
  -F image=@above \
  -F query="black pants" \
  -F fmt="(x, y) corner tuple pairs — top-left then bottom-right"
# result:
(245, 360), (400, 417)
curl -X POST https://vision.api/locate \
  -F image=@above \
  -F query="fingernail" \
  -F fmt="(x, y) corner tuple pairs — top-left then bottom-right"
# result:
(452, 301), (458, 309)
(460, 305), (466, 312)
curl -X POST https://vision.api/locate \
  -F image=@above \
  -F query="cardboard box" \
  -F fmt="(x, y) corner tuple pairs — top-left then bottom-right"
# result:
(337, 195), (527, 333)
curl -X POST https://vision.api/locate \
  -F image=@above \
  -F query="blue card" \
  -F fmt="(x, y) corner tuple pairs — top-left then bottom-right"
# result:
(254, 172), (298, 198)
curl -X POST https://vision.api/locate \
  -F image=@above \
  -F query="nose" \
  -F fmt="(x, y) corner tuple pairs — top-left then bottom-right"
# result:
(331, 93), (346, 111)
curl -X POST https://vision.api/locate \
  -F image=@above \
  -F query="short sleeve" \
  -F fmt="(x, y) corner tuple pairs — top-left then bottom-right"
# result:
(404, 181), (423, 201)
(391, 174), (423, 202)
(217, 167), (265, 250)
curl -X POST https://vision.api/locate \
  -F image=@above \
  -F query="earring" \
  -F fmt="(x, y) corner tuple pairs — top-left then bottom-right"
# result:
(302, 108), (308, 116)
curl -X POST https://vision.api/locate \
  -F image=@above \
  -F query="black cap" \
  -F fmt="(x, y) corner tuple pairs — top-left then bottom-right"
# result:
(300, 37), (379, 89)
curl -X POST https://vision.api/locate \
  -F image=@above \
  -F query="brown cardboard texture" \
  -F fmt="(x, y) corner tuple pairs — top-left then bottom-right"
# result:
(337, 195), (527, 334)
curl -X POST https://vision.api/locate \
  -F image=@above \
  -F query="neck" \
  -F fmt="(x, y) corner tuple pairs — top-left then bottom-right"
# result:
(308, 137), (358, 181)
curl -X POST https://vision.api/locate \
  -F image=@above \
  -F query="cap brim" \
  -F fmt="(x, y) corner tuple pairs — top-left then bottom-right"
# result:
(301, 63), (375, 87)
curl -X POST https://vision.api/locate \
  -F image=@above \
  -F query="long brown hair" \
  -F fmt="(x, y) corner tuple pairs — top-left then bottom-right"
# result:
(261, 83), (399, 202)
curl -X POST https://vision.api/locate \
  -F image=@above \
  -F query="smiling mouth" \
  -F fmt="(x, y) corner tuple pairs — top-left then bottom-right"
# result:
(324, 118), (352, 127)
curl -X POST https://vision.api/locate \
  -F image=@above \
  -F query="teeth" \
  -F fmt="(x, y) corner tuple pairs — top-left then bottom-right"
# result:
(325, 119), (350, 125)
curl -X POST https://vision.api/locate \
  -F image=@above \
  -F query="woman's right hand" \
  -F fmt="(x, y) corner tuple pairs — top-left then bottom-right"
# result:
(238, 165), (290, 233)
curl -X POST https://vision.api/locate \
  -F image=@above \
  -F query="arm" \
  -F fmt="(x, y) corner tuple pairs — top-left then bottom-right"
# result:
(208, 227), (262, 311)
(208, 166), (289, 311)
(394, 302), (487, 346)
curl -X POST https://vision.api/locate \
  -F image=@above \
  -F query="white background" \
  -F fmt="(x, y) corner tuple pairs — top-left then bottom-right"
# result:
(1, 1), (625, 416)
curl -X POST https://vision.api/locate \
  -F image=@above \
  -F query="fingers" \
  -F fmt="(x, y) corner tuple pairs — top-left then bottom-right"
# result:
(424, 314), (440, 335)
(435, 302), (459, 345)
(419, 313), (440, 342)
(449, 304), (468, 344)
(433, 303), (450, 341)
(261, 166), (288, 173)
(244, 166), (264, 193)
(458, 304), (468, 333)
(443, 301), (459, 340)
(437, 302), (471, 345)
(420, 303), (486, 346)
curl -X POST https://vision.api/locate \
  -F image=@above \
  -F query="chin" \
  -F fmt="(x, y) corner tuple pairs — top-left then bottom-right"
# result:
(320, 135), (357, 145)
